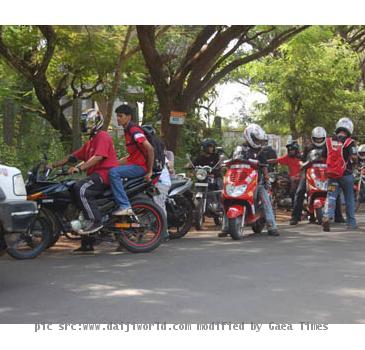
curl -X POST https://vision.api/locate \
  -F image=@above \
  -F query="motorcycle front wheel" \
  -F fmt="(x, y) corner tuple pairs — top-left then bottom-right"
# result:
(228, 217), (244, 240)
(194, 198), (204, 230)
(5, 216), (51, 259)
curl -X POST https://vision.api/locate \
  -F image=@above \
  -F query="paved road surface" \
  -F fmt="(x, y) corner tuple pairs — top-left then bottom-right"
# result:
(1, 214), (365, 323)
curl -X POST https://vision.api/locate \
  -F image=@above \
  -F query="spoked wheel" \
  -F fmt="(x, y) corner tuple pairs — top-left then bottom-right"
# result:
(167, 196), (194, 239)
(115, 199), (163, 253)
(4, 217), (51, 259)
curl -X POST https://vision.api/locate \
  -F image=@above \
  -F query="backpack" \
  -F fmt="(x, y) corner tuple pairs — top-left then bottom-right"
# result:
(125, 122), (165, 172)
(325, 136), (353, 179)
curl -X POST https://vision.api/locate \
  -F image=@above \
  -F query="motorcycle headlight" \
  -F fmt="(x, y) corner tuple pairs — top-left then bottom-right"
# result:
(315, 180), (328, 191)
(196, 169), (208, 181)
(13, 173), (27, 196)
(226, 184), (247, 197)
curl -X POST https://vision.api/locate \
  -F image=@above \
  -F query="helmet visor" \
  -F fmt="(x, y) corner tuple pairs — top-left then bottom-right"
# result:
(312, 137), (325, 145)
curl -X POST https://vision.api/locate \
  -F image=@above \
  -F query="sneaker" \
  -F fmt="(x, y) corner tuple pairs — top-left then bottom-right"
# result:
(322, 220), (330, 232)
(112, 207), (134, 216)
(268, 229), (280, 236)
(335, 217), (346, 223)
(79, 222), (103, 234)
(72, 245), (94, 254)
(346, 225), (359, 230)
(218, 231), (228, 238)
(289, 219), (298, 225)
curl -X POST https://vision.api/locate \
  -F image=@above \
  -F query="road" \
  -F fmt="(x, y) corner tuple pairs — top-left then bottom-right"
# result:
(1, 213), (365, 324)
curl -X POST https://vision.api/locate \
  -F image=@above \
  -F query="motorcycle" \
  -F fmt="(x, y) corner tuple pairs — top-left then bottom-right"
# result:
(0, 164), (42, 259)
(222, 146), (267, 240)
(355, 165), (365, 212)
(303, 149), (328, 224)
(269, 171), (292, 210)
(26, 161), (164, 253)
(186, 153), (224, 230)
(166, 174), (195, 239)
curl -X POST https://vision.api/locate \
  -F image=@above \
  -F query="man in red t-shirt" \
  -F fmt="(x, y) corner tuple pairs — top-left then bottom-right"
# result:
(273, 141), (301, 202)
(47, 109), (119, 250)
(109, 104), (154, 216)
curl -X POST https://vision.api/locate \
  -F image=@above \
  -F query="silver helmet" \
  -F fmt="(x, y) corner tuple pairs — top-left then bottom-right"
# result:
(358, 144), (365, 160)
(311, 126), (327, 147)
(335, 117), (354, 136)
(243, 123), (267, 149)
(80, 109), (104, 134)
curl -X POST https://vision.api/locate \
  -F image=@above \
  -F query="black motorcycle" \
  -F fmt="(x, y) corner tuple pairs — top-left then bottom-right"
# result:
(166, 175), (194, 239)
(186, 154), (224, 230)
(26, 162), (165, 253)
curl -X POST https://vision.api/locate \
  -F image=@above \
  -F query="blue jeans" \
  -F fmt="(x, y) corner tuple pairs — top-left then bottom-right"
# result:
(109, 165), (146, 209)
(257, 185), (277, 230)
(324, 174), (356, 227)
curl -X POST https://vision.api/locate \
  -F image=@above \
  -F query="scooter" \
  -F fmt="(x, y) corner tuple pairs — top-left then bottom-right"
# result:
(222, 146), (267, 240)
(304, 149), (328, 224)
(0, 164), (40, 259)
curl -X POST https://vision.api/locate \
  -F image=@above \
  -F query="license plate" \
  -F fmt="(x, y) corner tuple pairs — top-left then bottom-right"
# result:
(196, 183), (208, 187)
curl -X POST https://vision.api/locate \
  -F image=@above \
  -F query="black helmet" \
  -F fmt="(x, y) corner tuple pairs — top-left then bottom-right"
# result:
(141, 124), (156, 135)
(286, 140), (300, 152)
(201, 138), (217, 152)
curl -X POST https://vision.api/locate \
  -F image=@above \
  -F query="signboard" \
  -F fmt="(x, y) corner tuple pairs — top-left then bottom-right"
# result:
(169, 111), (186, 125)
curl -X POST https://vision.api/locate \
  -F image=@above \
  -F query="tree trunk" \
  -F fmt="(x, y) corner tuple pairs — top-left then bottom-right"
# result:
(32, 77), (73, 150)
(3, 98), (15, 146)
(160, 101), (187, 153)
(289, 108), (299, 140)
(72, 98), (82, 151)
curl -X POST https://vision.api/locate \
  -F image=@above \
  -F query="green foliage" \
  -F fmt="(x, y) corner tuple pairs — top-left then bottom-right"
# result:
(245, 26), (365, 138)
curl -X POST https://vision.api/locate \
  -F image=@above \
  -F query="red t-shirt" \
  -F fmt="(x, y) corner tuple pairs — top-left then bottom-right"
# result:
(124, 123), (148, 171)
(277, 154), (301, 177)
(72, 131), (119, 185)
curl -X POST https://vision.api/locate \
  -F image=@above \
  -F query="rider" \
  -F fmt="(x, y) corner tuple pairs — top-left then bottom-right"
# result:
(109, 104), (155, 216)
(322, 117), (358, 231)
(47, 109), (119, 252)
(221, 123), (279, 237)
(358, 144), (365, 167)
(192, 138), (222, 177)
(276, 140), (301, 203)
(290, 126), (344, 225)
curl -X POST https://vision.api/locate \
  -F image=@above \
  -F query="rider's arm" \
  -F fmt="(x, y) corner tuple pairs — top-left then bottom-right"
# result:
(48, 155), (79, 169)
(118, 156), (128, 166)
(141, 140), (154, 176)
(77, 155), (104, 172)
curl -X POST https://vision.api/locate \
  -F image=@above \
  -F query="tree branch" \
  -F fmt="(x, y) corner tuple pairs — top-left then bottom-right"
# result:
(197, 26), (309, 98)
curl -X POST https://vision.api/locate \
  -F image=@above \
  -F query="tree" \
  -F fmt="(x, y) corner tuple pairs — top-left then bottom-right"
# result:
(136, 25), (308, 152)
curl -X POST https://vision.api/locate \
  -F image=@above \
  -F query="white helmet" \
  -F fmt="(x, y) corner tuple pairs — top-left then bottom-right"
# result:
(311, 126), (327, 147)
(243, 123), (267, 149)
(80, 108), (104, 134)
(335, 117), (354, 136)
(358, 144), (365, 160)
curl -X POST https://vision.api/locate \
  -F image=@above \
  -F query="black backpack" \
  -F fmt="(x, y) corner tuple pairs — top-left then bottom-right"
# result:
(125, 122), (165, 172)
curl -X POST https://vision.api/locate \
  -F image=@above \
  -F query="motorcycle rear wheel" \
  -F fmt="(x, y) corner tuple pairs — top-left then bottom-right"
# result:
(168, 195), (194, 239)
(116, 198), (163, 253)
